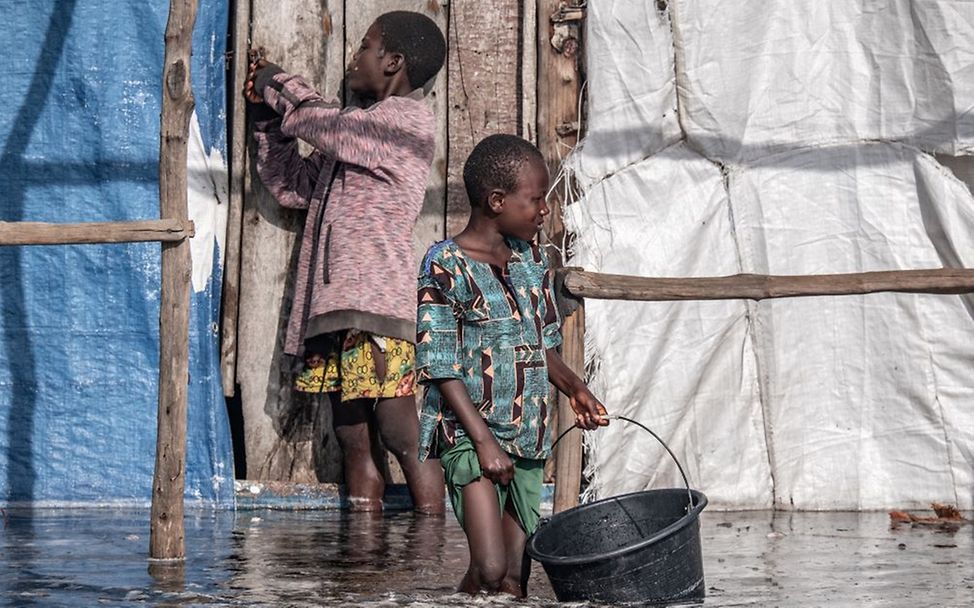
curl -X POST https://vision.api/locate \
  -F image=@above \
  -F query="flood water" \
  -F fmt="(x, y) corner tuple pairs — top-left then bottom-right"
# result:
(1, 507), (971, 606)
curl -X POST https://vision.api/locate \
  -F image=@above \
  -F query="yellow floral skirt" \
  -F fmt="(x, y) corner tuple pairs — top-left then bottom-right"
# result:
(295, 330), (416, 402)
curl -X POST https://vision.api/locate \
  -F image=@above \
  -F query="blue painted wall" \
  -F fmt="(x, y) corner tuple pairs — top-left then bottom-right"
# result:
(0, 1), (233, 506)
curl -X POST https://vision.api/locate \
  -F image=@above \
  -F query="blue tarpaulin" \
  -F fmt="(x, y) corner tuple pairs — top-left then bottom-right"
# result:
(0, 1), (233, 506)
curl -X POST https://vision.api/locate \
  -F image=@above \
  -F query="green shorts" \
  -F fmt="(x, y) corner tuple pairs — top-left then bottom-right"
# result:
(440, 437), (545, 535)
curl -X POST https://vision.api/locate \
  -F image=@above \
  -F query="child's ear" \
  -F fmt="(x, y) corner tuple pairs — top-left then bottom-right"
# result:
(384, 52), (405, 76)
(487, 190), (505, 214)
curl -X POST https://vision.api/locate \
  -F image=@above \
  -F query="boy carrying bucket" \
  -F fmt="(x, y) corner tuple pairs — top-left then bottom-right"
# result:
(416, 134), (609, 597)
(244, 11), (447, 514)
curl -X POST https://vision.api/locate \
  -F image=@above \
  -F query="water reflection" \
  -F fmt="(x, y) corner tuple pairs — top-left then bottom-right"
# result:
(0, 508), (971, 606)
(225, 511), (479, 603)
(3, 507), (42, 607)
(147, 560), (185, 608)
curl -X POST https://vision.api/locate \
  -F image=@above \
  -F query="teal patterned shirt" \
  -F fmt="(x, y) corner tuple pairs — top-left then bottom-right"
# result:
(416, 238), (563, 461)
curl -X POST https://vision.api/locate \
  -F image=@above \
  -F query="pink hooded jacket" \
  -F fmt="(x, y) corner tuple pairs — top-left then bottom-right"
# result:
(253, 67), (435, 355)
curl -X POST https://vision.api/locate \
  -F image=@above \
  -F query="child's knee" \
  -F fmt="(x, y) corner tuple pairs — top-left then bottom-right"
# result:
(378, 427), (414, 460)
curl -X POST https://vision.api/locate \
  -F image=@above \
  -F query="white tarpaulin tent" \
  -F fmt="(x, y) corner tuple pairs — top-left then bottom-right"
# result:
(566, 0), (974, 510)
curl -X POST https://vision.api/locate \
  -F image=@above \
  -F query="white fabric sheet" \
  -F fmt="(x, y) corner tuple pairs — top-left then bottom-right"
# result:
(567, 144), (774, 509)
(566, 0), (680, 188)
(731, 144), (974, 509)
(672, 0), (974, 161)
(571, 1), (974, 510)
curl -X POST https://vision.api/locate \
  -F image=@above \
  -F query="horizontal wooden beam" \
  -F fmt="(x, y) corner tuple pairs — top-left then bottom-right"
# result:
(0, 219), (194, 246)
(561, 268), (974, 301)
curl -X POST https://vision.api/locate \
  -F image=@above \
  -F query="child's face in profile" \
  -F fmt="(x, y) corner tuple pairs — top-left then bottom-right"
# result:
(496, 159), (551, 242)
(346, 22), (387, 97)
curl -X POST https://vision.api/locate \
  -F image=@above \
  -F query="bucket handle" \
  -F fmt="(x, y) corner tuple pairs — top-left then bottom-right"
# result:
(550, 415), (694, 508)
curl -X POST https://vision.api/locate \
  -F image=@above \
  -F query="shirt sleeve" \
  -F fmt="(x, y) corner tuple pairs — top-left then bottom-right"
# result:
(538, 246), (563, 350)
(251, 115), (329, 210)
(416, 248), (466, 383)
(257, 69), (403, 171)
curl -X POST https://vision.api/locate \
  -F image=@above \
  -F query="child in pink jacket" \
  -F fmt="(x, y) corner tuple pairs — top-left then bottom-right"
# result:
(245, 11), (447, 513)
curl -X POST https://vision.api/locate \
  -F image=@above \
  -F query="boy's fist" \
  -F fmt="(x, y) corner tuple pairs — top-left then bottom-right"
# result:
(476, 439), (515, 486)
(570, 385), (609, 430)
(243, 47), (270, 103)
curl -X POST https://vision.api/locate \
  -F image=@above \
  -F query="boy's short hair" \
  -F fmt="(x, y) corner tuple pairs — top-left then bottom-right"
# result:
(463, 134), (545, 206)
(376, 11), (447, 90)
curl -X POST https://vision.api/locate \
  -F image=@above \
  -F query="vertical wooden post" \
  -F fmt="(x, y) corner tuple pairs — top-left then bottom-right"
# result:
(151, 0), (198, 561)
(220, 0), (252, 397)
(537, 0), (584, 513)
(552, 305), (585, 512)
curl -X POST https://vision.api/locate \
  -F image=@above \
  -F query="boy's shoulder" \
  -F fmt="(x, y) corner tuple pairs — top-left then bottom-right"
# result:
(421, 239), (462, 276)
(420, 240), (475, 299)
(376, 90), (433, 118)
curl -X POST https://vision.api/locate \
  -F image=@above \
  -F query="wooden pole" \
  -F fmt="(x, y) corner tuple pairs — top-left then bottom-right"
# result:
(0, 219), (194, 246)
(561, 268), (974, 301)
(219, 0), (252, 398)
(537, 0), (585, 513)
(150, 0), (197, 561)
(552, 304), (586, 513)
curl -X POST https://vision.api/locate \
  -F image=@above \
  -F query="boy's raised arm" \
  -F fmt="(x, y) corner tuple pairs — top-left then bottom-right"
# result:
(251, 116), (329, 210)
(254, 66), (412, 171)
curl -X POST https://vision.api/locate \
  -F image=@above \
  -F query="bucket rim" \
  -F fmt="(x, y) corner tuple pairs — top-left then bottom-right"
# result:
(526, 488), (708, 566)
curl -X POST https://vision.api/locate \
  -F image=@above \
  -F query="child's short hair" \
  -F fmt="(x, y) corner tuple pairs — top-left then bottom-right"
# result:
(376, 11), (447, 90)
(462, 134), (545, 206)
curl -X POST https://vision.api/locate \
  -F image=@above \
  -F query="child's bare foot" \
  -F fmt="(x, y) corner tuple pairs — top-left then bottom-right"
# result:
(457, 571), (479, 594)
(499, 577), (526, 598)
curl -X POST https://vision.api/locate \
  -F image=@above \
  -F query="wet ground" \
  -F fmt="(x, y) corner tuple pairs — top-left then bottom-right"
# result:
(1, 507), (971, 607)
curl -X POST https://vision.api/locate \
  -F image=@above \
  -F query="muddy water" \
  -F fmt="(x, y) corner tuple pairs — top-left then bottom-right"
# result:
(1, 508), (971, 606)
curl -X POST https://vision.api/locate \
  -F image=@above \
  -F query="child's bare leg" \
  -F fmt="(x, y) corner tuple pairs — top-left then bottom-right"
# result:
(499, 500), (530, 597)
(375, 395), (445, 514)
(331, 394), (385, 511)
(457, 477), (507, 593)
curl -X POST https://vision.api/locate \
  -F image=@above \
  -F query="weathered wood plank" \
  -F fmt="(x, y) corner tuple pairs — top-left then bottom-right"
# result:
(445, 0), (524, 235)
(562, 268), (974, 301)
(238, 0), (345, 483)
(415, 4), (449, 271)
(219, 0), (253, 398)
(151, 0), (197, 561)
(538, 0), (584, 510)
(537, 0), (582, 256)
(521, 1), (538, 142)
(0, 219), (193, 246)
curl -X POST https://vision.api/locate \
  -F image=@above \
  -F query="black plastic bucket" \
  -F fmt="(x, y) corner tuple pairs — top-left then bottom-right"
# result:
(526, 416), (708, 605)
